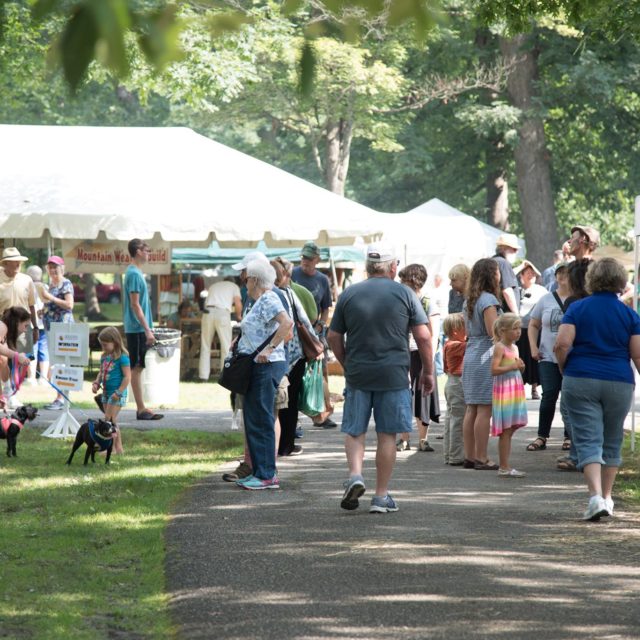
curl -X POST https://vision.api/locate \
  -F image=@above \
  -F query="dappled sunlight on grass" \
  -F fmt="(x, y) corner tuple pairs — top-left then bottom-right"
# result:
(72, 511), (166, 529)
(1, 428), (243, 639)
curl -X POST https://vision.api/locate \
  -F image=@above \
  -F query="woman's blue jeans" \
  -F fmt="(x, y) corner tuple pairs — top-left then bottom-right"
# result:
(243, 361), (287, 481)
(537, 361), (571, 440)
(562, 375), (633, 470)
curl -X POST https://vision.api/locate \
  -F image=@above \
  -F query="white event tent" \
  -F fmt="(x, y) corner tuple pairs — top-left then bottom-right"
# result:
(0, 125), (382, 248)
(0, 125), (511, 276)
(370, 198), (521, 277)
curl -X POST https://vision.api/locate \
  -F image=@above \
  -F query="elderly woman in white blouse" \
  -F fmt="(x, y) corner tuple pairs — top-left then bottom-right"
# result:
(234, 259), (293, 491)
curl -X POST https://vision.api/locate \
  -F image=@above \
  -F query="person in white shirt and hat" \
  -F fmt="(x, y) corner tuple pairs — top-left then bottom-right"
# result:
(514, 259), (547, 400)
(0, 248), (38, 408)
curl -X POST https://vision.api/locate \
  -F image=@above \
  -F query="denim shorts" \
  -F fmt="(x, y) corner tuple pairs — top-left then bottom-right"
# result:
(561, 375), (633, 469)
(102, 392), (127, 408)
(341, 386), (413, 436)
(36, 329), (49, 363)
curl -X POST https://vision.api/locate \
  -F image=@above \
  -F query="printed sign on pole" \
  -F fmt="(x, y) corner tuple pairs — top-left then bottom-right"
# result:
(48, 323), (89, 367)
(51, 366), (85, 392)
(54, 332), (82, 358)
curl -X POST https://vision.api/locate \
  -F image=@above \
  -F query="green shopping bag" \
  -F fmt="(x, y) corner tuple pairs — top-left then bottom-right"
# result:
(299, 360), (324, 417)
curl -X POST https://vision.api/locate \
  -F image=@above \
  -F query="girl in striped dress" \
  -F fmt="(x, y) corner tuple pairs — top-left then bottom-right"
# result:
(491, 313), (528, 478)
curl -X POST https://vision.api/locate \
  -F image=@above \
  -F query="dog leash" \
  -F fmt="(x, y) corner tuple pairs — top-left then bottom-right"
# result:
(34, 370), (93, 420)
(0, 353), (32, 415)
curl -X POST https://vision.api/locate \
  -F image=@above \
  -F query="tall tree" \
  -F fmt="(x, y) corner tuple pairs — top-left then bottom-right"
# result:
(500, 31), (558, 267)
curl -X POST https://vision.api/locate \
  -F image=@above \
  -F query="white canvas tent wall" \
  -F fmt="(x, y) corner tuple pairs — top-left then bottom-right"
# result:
(371, 198), (521, 277)
(0, 125), (381, 247)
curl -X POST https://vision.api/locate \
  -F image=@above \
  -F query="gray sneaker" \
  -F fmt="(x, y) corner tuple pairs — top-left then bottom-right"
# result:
(369, 494), (399, 514)
(341, 475), (365, 511)
(44, 399), (64, 411)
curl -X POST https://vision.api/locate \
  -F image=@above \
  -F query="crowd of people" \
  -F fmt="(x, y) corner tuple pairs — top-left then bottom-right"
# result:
(0, 239), (169, 456)
(2, 225), (638, 522)
(219, 228), (639, 524)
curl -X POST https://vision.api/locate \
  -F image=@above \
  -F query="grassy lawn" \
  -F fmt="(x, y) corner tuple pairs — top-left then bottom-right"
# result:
(73, 302), (123, 325)
(0, 428), (243, 640)
(19, 375), (350, 412)
(618, 435), (640, 504)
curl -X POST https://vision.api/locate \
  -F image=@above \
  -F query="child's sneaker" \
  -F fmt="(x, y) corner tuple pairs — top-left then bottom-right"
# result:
(498, 468), (526, 478)
(396, 439), (410, 451)
(369, 494), (399, 514)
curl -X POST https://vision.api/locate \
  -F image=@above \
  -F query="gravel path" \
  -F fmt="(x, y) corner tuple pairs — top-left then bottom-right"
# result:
(164, 402), (640, 640)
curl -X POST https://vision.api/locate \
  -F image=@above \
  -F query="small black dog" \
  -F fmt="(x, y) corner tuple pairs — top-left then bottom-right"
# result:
(65, 418), (117, 466)
(0, 404), (38, 457)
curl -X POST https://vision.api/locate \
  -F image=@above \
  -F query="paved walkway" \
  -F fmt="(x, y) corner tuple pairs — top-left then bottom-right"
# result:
(164, 401), (640, 640)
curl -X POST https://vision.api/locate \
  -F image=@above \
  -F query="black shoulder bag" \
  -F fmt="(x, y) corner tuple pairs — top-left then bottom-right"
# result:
(218, 331), (276, 395)
(552, 291), (569, 313)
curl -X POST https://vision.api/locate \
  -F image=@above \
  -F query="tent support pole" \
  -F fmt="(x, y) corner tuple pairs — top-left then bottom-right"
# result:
(329, 248), (338, 298)
(633, 236), (638, 453)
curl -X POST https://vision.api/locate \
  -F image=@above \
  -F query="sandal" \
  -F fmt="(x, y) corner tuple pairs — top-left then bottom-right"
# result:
(557, 459), (577, 471)
(526, 437), (547, 451)
(562, 438), (571, 451)
(475, 459), (499, 470)
(136, 410), (164, 421)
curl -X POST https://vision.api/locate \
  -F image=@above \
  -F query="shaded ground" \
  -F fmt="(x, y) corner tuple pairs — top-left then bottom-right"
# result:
(164, 402), (640, 640)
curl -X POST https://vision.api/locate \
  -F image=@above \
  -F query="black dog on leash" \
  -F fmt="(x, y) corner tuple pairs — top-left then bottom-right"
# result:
(65, 418), (117, 466)
(0, 404), (38, 457)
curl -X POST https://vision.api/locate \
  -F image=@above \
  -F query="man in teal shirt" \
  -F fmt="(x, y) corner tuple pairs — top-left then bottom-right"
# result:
(123, 238), (163, 420)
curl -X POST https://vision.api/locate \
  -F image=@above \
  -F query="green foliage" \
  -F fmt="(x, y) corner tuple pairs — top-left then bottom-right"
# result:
(0, 428), (243, 639)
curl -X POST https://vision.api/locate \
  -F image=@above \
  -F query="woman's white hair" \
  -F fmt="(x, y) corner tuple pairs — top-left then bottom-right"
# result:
(246, 259), (276, 289)
(26, 265), (43, 281)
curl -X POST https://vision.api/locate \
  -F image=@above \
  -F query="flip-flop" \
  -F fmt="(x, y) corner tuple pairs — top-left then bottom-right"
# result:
(137, 411), (164, 421)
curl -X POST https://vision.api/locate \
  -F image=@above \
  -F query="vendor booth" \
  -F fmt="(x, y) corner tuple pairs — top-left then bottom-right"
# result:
(171, 242), (365, 378)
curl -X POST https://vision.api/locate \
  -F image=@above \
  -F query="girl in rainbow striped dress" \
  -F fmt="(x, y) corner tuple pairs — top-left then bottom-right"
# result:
(490, 313), (528, 478)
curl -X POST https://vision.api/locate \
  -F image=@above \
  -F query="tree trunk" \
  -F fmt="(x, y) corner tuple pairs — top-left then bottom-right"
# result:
(82, 273), (102, 320)
(500, 33), (558, 269)
(485, 137), (509, 229)
(486, 168), (509, 229)
(324, 118), (353, 196)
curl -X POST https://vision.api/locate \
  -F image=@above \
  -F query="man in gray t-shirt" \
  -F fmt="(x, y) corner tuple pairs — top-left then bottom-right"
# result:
(328, 243), (433, 514)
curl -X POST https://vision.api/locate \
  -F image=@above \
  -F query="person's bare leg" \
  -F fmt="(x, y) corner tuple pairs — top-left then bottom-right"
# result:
(345, 433), (366, 477)
(601, 466), (618, 501)
(313, 378), (334, 424)
(130, 366), (146, 413)
(105, 405), (124, 454)
(463, 405), (477, 460)
(474, 405), (493, 462)
(498, 429), (513, 470)
(274, 416), (281, 454)
(583, 462), (603, 496)
(374, 432), (397, 496)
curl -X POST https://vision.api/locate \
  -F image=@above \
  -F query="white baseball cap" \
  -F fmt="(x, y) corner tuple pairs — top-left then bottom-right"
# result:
(231, 251), (269, 271)
(366, 242), (396, 263)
